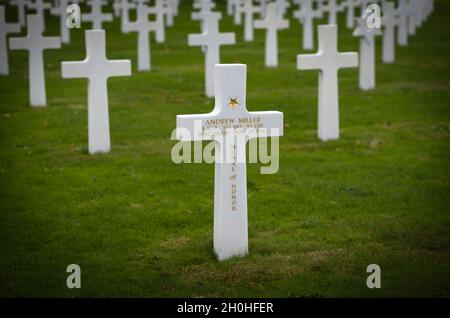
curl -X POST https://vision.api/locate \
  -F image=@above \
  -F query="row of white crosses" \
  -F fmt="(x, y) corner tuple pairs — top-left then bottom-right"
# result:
(1, 1), (437, 261)
(1, 1), (133, 152)
(0, 0), (183, 110)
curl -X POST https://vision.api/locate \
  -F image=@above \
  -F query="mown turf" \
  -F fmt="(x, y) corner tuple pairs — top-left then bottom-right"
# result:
(0, 0), (449, 297)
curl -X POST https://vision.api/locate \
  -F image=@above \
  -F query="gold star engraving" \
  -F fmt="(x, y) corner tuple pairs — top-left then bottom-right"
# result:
(229, 97), (239, 109)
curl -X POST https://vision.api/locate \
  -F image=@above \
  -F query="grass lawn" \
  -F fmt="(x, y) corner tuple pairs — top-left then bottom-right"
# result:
(0, 0), (449, 297)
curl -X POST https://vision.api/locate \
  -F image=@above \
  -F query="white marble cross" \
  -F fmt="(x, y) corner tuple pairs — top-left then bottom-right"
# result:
(167, 0), (180, 16)
(226, 0), (236, 15)
(27, 0), (52, 32)
(323, 0), (342, 25)
(61, 30), (131, 154)
(161, 0), (174, 27)
(353, 14), (382, 91)
(275, 0), (290, 17)
(414, 0), (423, 27)
(297, 25), (358, 141)
(50, 0), (72, 43)
(9, 14), (60, 106)
(341, 0), (358, 29)
(10, 0), (27, 27)
(82, 0), (113, 30)
(255, 0), (270, 17)
(194, 0), (216, 12)
(254, 2), (289, 67)
(191, 0), (218, 32)
(0, 6), (21, 75)
(293, 0), (320, 50)
(113, 0), (120, 17)
(114, 0), (136, 33)
(176, 64), (283, 261)
(234, 0), (244, 25)
(146, 0), (173, 27)
(407, 0), (417, 35)
(148, 0), (171, 42)
(242, 0), (258, 42)
(188, 13), (235, 98)
(381, 1), (399, 63)
(124, 3), (161, 71)
(192, 10), (222, 32)
(314, 0), (325, 18)
(397, 0), (409, 46)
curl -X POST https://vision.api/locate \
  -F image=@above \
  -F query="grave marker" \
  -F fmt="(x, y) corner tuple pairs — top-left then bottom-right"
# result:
(9, 14), (61, 106)
(176, 64), (283, 261)
(188, 13), (235, 97)
(297, 25), (358, 141)
(61, 30), (131, 154)
(0, 6), (21, 75)
(255, 3), (289, 67)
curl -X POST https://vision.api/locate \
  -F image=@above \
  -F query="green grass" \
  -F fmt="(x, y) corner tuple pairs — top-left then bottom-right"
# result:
(0, 0), (449, 297)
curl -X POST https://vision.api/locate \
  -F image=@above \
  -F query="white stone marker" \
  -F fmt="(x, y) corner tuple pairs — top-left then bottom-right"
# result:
(397, 0), (409, 46)
(27, 0), (51, 32)
(293, 0), (320, 50)
(226, 0), (236, 15)
(341, 0), (358, 29)
(114, 0), (136, 33)
(297, 25), (358, 141)
(194, 0), (216, 12)
(161, 0), (174, 27)
(167, 0), (180, 16)
(242, 0), (258, 42)
(61, 30), (131, 154)
(381, 2), (399, 64)
(113, 0), (120, 17)
(407, 0), (417, 35)
(255, 0), (270, 17)
(353, 15), (382, 91)
(124, 3), (161, 71)
(234, 0), (244, 25)
(254, 3), (289, 67)
(275, 0), (290, 17)
(192, 10), (222, 32)
(50, 0), (73, 44)
(148, 0), (170, 42)
(188, 13), (235, 98)
(315, 0), (325, 18)
(9, 14), (60, 106)
(176, 64), (283, 261)
(0, 6), (21, 75)
(82, 0), (113, 30)
(323, 0), (342, 25)
(10, 0), (27, 27)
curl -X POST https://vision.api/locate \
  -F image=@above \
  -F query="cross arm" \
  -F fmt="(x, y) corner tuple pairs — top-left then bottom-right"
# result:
(219, 33), (235, 46)
(6, 23), (21, 34)
(337, 52), (358, 69)
(254, 20), (269, 29)
(279, 20), (289, 29)
(247, 111), (283, 138)
(176, 113), (218, 141)
(188, 33), (206, 46)
(9, 37), (28, 50)
(43, 36), (61, 50)
(105, 59), (131, 78)
(61, 60), (91, 79)
(297, 53), (323, 71)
